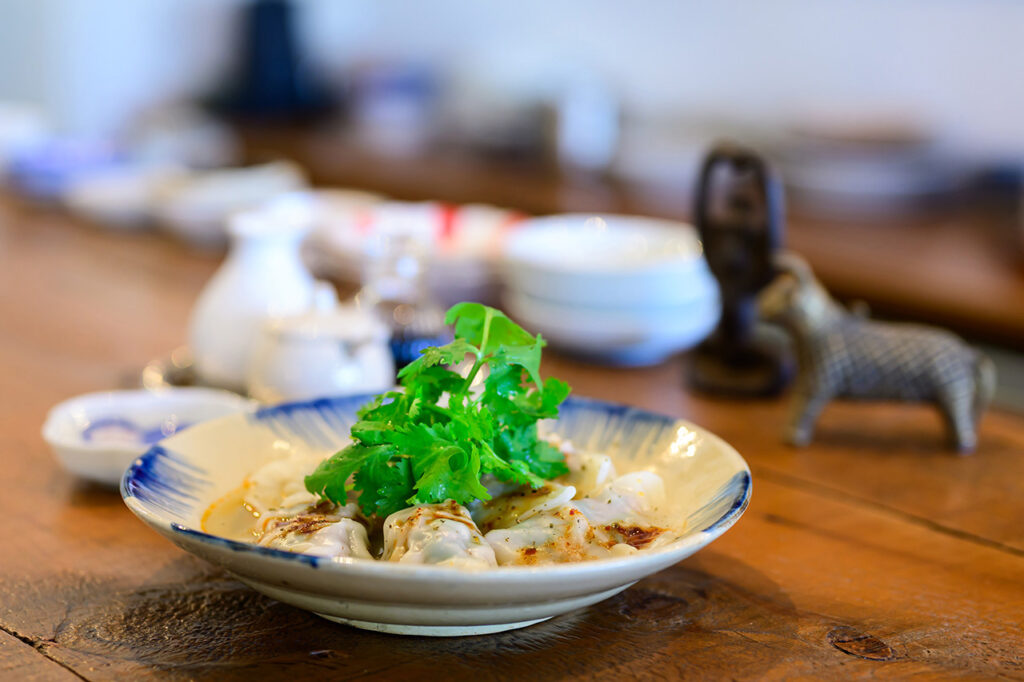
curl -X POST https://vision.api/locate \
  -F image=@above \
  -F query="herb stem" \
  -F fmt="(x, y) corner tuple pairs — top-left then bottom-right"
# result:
(479, 308), (494, 353)
(460, 355), (484, 398)
(424, 403), (456, 419)
(458, 308), (496, 400)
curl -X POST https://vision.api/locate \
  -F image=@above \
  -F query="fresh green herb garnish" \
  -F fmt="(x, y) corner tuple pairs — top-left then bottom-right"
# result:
(304, 302), (571, 518)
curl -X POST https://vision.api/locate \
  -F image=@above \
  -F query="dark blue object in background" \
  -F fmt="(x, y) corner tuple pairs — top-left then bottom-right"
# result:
(208, 0), (335, 121)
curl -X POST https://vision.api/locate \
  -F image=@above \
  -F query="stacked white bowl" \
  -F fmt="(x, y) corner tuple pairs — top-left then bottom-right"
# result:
(501, 214), (721, 366)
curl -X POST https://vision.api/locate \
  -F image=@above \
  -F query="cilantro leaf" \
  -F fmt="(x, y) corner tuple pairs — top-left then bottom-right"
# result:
(305, 443), (387, 503)
(446, 302), (546, 389)
(397, 338), (477, 381)
(352, 447), (412, 517)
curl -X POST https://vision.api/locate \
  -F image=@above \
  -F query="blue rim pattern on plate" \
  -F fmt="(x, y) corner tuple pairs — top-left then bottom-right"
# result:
(122, 445), (209, 519)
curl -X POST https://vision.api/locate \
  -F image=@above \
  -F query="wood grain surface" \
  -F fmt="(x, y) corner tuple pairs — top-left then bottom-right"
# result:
(0, 631), (80, 682)
(1, 196), (1023, 680)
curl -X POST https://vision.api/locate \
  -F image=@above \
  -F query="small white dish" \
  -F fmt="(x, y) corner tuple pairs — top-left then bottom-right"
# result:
(44, 388), (254, 487)
(310, 199), (522, 306)
(122, 394), (750, 636)
(501, 214), (720, 365)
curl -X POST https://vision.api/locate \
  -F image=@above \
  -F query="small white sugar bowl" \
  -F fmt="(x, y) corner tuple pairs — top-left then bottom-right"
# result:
(247, 304), (395, 403)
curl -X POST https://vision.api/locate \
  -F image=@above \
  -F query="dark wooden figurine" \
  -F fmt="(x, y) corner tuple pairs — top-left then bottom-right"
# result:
(760, 253), (996, 453)
(690, 143), (792, 396)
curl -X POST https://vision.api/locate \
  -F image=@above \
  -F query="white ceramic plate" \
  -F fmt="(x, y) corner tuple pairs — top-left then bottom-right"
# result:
(122, 394), (750, 636)
(62, 163), (187, 229)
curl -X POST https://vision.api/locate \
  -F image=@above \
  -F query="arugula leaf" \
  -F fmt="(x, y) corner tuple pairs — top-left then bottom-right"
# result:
(304, 303), (571, 518)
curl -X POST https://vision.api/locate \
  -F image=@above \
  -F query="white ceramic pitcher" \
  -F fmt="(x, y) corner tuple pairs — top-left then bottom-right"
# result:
(188, 195), (324, 391)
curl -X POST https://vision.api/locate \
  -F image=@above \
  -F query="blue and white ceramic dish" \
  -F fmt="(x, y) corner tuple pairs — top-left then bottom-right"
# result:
(122, 394), (750, 637)
(44, 388), (254, 486)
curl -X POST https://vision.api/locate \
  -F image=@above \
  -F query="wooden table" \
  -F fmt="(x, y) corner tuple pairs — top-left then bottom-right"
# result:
(1, 197), (1023, 681)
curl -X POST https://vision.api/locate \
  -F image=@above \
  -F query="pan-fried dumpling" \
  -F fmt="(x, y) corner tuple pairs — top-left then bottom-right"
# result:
(383, 501), (497, 570)
(258, 504), (372, 560)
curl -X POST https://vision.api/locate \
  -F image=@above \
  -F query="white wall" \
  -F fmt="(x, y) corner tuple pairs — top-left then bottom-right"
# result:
(0, 0), (241, 136)
(305, 0), (1024, 156)
(1, 0), (1022, 156)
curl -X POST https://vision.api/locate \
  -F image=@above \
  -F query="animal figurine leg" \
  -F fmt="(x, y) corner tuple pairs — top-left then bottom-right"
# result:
(786, 386), (831, 447)
(938, 390), (978, 454)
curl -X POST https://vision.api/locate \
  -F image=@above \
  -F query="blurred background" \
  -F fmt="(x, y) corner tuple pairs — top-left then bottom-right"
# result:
(3, 0), (1024, 154)
(3, 0), (1024, 405)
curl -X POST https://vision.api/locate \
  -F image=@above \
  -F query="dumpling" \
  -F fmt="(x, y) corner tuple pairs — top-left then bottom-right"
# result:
(576, 471), (669, 551)
(482, 472), (671, 564)
(471, 483), (577, 532)
(244, 450), (333, 516)
(575, 471), (666, 526)
(485, 504), (634, 565)
(560, 449), (617, 499)
(464, 474), (521, 521)
(258, 503), (372, 560)
(383, 501), (497, 570)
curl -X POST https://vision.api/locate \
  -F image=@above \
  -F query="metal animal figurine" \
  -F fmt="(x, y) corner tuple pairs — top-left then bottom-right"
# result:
(759, 253), (996, 453)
